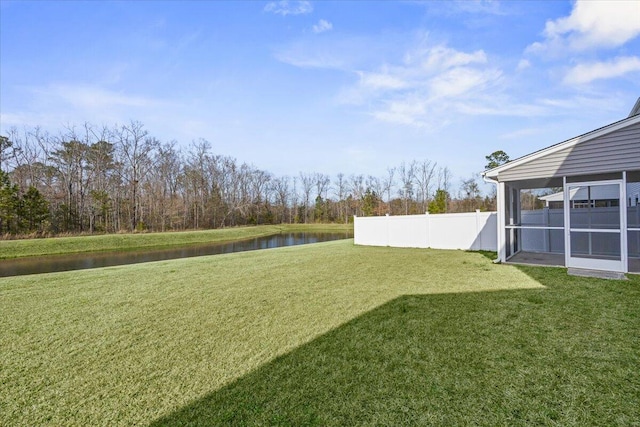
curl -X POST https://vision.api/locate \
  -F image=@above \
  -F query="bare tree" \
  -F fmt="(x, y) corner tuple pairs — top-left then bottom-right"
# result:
(459, 175), (481, 212)
(86, 130), (116, 232)
(349, 174), (365, 217)
(382, 167), (395, 214)
(299, 172), (314, 223)
(151, 141), (182, 231)
(8, 127), (44, 190)
(415, 160), (437, 213)
(0, 119), (469, 235)
(314, 173), (331, 200)
(433, 166), (453, 213)
(184, 139), (213, 229)
(249, 169), (272, 224)
(366, 175), (383, 215)
(397, 161), (416, 215)
(271, 175), (290, 224)
(114, 121), (157, 231)
(291, 176), (299, 223)
(436, 166), (452, 193)
(48, 126), (91, 231)
(333, 172), (348, 223)
(312, 173), (331, 222)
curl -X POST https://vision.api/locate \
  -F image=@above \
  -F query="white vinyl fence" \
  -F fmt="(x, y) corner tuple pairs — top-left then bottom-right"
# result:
(355, 205), (640, 254)
(354, 210), (497, 251)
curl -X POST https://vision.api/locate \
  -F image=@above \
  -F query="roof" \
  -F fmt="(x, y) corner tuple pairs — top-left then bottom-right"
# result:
(539, 182), (640, 205)
(630, 97), (640, 117)
(483, 104), (640, 180)
(540, 186), (620, 202)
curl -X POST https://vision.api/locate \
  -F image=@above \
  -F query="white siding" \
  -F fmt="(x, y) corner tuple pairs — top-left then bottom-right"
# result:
(499, 121), (640, 181)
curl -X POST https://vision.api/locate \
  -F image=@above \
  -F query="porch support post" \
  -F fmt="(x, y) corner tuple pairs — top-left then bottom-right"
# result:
(563, 176), (569, 268)
(497, 181), (506, 263)
(622, 171), (628, 272)
(510, 186), (520, 256)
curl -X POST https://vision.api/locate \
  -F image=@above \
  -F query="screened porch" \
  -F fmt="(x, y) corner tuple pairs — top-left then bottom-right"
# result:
(501, 171), (640, 274)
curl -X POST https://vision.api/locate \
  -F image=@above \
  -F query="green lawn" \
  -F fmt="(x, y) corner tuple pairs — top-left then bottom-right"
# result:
(0, 223), (352, 259)
(1, 241), (638, 426)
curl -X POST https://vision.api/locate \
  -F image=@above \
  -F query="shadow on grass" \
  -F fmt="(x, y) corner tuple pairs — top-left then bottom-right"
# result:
(151, 269), (640, 426)
(466, 249), (498, 261)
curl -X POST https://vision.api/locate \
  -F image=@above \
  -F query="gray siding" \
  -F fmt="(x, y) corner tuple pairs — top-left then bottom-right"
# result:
(500, 120), (640, 182)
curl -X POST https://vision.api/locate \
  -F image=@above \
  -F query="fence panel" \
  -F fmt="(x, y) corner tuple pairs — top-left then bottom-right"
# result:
(354, 211), (497, 251)
(353, 216), (389, 247)
(387, 215), (429, 248)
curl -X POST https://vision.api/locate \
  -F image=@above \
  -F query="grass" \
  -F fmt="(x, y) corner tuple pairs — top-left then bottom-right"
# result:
(1, 240), (639, 426)
(0, 223), (352, 259)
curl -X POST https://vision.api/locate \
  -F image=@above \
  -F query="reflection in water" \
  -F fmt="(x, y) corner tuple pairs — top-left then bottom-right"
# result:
(0, 232), (352, 277)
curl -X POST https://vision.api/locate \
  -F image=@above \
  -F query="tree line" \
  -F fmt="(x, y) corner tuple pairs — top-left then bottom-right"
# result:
(0, 121), (496, 236)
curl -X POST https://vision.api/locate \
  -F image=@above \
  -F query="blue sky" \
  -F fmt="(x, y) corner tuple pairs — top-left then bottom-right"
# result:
(1, 0), (639, 189)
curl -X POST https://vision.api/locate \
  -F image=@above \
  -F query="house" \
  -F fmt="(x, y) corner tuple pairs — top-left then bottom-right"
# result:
(483, 98), (640, 275)
(538, 183), (640, 209)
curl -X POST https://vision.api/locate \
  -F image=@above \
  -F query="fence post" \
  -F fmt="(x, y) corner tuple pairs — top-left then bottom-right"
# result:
(385, 213), (390, 247)
(353, 215), (357, 245)
(425, 212), (431, 248)
(475, 209), (482, 250)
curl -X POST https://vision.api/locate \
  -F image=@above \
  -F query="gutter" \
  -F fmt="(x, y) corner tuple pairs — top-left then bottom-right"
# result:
(482, 173), (497, 185)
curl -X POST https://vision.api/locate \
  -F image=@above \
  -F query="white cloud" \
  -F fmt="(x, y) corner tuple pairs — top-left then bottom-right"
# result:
(264, 1), (312, 16)
(358, 72), (407, 90)
(538, 94), (624, 114)
(276, 50), (346, 69)
(420, 0), (509, 17)
(528, 0), (640, 54)
(348, 44), (489, 96)
(454, 101), (546, 117)
(275, 34), (576, 129)
(372, 93), (430, 127)
(37, 84), (163, 109)
(429, 67), (501, 99)
(0, 111), (60, 130)
(404, 45), (487, 71)
(500, 127), (543, 140)
(516, 59), (530, 72)
(0, 83), (169, 132)
(563, 56), (640, 85)
(450, 0), (506, 16)
(340, 44), (504, 128)
(274, 35), (376, 70)
(312, 19), (332, 34)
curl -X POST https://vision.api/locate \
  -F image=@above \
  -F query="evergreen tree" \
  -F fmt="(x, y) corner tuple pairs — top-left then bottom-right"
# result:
(484, 150), (510, 170)
(0, 135), (12, 173)
(361, 188), (380, 216)
(0, 170), (20, 233)
(314, 195), (328, 222)
(20, 186), (50, 232)
(428, 189), (449, 214)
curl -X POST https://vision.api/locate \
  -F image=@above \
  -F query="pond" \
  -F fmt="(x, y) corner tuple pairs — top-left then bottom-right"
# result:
(0, 232), (353, 277)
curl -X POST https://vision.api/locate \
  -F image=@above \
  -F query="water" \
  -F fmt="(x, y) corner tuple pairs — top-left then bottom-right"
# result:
(0, 232), (353, 277)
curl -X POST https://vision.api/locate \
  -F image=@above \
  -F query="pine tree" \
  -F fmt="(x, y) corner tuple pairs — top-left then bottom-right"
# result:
(20, 186), (50, 233)
(428, 189), (449, 214)
(361, 188), (380, 216)
(0, 170), (20, 233)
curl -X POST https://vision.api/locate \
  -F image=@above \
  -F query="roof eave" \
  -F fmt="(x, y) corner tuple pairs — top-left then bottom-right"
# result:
(482, 113), (640, 180)
(629, 97), (640, 117)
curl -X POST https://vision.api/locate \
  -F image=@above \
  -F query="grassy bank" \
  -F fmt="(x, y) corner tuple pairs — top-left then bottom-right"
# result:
(1, 241), (638, 426)
(0, 223), (352, 259)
